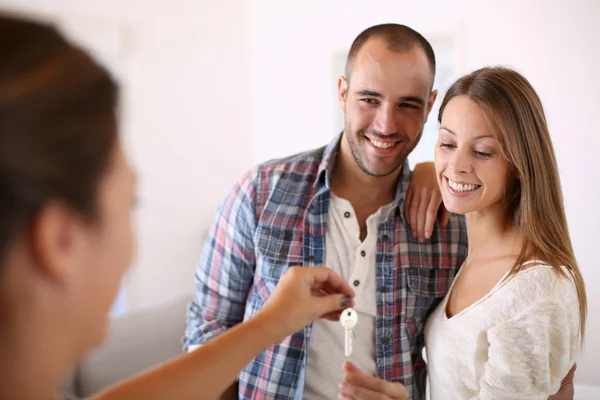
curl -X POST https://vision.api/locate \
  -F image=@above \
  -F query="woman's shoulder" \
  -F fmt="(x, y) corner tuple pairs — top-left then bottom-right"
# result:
(511, 262), (574, 289)
(499, 263), (578, 312)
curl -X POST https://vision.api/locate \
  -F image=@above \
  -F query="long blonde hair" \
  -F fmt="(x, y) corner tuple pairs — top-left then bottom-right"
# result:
(438, 66), (587, 341)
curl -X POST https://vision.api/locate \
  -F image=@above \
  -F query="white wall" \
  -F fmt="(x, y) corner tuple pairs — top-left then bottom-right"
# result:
(2, 0), (598, 389)
(248, 0), (600, 386)
(0, 0), (252, 312)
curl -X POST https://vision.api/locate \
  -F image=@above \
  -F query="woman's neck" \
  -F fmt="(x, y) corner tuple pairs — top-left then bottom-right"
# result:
(465, 203), (523, 263)
(0, 287), (75, 400)
(0, 325), (63, 399)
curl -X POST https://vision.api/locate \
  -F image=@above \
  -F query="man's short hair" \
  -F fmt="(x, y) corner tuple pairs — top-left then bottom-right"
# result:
(345, 23), (436, 83)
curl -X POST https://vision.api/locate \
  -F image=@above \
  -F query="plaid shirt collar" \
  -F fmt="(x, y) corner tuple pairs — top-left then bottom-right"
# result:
(316, 132), (411, 222)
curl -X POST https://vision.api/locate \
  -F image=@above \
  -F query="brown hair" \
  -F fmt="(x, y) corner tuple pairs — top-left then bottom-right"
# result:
(345, 23), (436, 83)
(0, 14), (118, 264)
(438, 66), (587, 341)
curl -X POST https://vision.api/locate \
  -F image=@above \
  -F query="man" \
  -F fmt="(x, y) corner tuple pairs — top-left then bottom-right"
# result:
(184, 24), (575, 400)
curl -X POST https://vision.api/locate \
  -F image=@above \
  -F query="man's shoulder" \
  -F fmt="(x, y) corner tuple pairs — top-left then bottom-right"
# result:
(430, 213), (466, 236)
(229, 145), (329, 215)
(246, 145), (327, 189)
(445, 213), (466, 233)
(258, 145), (326, 174)
(432, 213), (468, 258)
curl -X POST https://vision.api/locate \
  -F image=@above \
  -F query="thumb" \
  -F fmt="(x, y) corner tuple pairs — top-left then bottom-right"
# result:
(344, 360), (361, 373)
(314, 294), (352, 316)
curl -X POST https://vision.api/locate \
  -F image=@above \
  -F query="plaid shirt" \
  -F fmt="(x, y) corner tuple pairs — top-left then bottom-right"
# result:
(184, 134), (468, 400)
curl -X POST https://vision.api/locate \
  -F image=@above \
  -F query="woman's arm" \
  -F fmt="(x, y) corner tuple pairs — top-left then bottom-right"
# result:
(472, 299), (577, 400)
(92, 267), (354, 400)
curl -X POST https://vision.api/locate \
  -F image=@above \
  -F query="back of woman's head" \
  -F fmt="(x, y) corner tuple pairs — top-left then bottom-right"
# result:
(438, 66), (587, 341)
(0, 14), (118, 265)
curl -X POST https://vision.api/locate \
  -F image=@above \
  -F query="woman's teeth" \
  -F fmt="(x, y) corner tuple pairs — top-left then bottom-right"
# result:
(448, 178), (481, 192)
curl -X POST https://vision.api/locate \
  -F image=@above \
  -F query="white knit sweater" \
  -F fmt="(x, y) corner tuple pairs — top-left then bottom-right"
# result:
(424, 262), (580, 400)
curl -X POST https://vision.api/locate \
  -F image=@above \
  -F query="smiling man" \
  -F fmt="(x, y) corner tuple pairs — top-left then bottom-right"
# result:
(183, 24), (574, 400)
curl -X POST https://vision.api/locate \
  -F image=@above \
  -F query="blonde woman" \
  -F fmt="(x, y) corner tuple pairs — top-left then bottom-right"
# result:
(424, 67), (586, 399)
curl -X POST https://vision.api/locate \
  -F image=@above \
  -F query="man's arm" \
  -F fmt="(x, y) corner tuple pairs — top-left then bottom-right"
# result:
(183, 169), (259, 398)
(548, 363), (576, 400)
(404, 162), (449, 242)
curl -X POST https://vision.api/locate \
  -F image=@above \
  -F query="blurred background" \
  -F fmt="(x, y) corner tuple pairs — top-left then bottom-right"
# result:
(1, 0), (599, 394)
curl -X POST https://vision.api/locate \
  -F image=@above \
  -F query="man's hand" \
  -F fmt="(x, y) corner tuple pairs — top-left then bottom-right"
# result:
(548, 363), (576, 400)
(339, 361), (408, 400)
(404, 162), (449, 243)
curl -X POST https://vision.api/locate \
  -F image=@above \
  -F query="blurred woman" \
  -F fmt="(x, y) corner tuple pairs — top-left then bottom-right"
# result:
(0, 14), (354, 400)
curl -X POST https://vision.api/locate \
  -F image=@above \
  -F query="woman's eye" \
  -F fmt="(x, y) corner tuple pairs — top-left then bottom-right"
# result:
(474, 151), (493, 158)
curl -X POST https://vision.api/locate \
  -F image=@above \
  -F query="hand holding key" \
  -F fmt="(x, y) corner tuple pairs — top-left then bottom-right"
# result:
(257, 267), (355, 344)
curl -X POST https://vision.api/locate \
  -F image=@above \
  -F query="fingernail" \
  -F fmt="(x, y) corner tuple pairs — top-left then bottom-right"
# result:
(340, 296), (352, 307)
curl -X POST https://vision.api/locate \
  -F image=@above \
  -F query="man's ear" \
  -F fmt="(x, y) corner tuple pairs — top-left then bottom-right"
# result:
(424, 89), (438, 123)
(338, 75), (349, 113)
(29, 201), (84, 285)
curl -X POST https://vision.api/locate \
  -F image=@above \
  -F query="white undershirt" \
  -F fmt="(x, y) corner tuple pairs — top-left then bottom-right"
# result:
(304, 193), (394, 399)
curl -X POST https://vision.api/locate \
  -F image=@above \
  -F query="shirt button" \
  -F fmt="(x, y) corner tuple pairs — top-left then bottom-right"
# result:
(353, 280), (360, 287)
(382, 234), (389, 241)
(309, 255), (315, 261)
(360, 250), (366, 257)
(381, 337), (390, 345)
(202, 328), (210, 334)
(381, 286), (388, 293)
(344, 211), (351, 218)
(279, 248), (287, 257)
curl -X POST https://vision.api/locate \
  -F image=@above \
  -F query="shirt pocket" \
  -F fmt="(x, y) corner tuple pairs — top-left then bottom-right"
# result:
(406, 264), (453, 321)
(252, 225), (304, 301)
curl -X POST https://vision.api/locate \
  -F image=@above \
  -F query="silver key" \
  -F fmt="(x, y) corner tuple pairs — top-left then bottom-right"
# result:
(340, 308), (358, 357)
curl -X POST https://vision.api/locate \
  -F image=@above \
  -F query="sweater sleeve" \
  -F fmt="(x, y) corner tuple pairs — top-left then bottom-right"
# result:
(471, 299), (575, 400)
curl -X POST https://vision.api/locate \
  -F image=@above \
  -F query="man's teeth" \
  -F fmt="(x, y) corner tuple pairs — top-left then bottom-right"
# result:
(371, 139), (395, 149)
(448, 178), (480, 192)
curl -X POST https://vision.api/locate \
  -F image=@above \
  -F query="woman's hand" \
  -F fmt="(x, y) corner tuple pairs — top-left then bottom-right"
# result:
(257, 267), (355, 342)
(93, 268), (353, 400)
